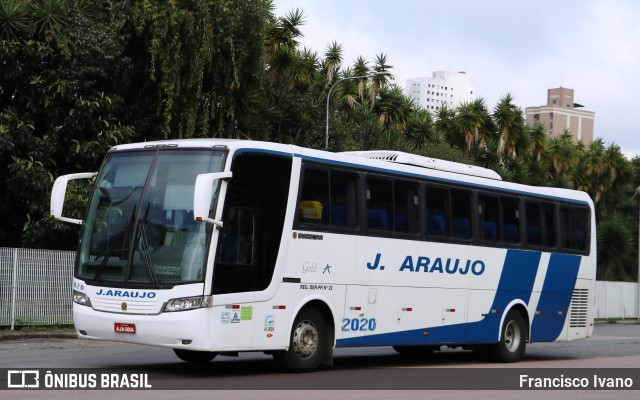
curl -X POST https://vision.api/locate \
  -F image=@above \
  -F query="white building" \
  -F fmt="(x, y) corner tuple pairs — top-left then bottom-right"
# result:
(406, 71), (475, 112)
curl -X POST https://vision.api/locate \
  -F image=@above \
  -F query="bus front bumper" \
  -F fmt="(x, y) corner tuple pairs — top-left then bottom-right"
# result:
(73, 304), (212, 351)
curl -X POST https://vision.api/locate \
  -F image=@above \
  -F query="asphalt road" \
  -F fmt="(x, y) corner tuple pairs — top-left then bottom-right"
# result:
(1, 323), (639, 399)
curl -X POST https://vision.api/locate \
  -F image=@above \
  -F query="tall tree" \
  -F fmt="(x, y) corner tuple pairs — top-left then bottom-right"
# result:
(546, 130), (579, 185)
(352, 56), (370, 101)
(0, 0), (135, 248)
(368, 52), (391, 107)
(130, 0), (273, 139)
(454, 99), (494, 158)
(323, 41), (343, 86)
(493, 93), (525, 159)
(527, 123), (547, 162)
(376, 85), (413, 133)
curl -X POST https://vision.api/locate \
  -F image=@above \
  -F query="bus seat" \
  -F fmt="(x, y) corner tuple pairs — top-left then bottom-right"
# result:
(331, 204), (347, 227)
(527, 226), (541, 244)
(368, 209), (389, 230)
(452, 218), (470, 238)
(576, 230), (586, 249)
(484, 221), (497, 240)
(395, 212), (408, 231)
(300, 200), (323, 221)
(504, 224), (519, 242)
(427, 215), (446, 235)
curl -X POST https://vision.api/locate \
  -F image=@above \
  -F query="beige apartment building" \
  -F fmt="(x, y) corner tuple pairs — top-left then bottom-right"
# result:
(525, 87), (595, 144)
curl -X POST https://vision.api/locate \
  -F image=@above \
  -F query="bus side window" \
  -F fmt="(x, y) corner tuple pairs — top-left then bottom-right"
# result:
(525, 201), (542, 246)
(451, 189), (472, 239)
(479, 195), (499, 241)
(574, 208), (589, 251)
(501, 196), (520, 243)
(560, 206), (589, 252)
(394, 181), (419, 234)
(425, 186), (449, 237)
(366, 178), (393, 231)
(542, 202), (556, 247)
(560, 206), (575, 249)
(298, 169), (329, 224)
(329, 171), (358, 228)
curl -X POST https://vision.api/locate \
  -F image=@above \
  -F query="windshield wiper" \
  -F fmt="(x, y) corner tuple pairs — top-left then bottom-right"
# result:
(138, 223), (160, 288)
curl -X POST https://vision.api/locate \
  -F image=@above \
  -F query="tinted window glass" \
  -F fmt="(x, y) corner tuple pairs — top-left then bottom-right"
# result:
(479, 195), (500, 241)
(367, 178), (393, 231)
(426, 187), (449, 237)
(501, 197), (520, 243)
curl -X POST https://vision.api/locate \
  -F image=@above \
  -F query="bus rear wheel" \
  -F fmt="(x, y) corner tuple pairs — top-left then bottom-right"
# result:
(274, 308), (328, 372)
(492, 309), (526, 362)
(173, 349), (217, 364)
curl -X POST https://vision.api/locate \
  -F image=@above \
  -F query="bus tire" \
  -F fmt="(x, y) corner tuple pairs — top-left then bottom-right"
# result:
(492, 309), (526, 362)
(173, 349), (217, 364)
(274, 307), (328, 372)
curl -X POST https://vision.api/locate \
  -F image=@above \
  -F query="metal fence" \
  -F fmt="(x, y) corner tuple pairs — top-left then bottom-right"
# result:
(1, 247), (75, 328)
(1, 247), (639, 328)
(595, 280), (639, 320)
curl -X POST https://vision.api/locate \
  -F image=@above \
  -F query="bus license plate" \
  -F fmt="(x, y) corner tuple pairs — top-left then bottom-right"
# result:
(114, 323), (136, 334)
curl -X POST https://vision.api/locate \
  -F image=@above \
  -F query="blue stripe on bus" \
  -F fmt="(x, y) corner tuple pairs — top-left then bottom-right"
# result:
(464, 249), (541, 343)
(336, 249), (542, 347)
(529, 253), (581, 342)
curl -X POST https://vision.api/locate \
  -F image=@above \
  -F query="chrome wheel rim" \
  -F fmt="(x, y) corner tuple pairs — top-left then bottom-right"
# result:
(504, 320), (521, 352)
(292, 320), (318, 359)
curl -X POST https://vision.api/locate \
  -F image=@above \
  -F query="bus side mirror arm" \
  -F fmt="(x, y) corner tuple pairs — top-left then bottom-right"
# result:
(50, 172), (97, 225)
(193, 171), (233, 227)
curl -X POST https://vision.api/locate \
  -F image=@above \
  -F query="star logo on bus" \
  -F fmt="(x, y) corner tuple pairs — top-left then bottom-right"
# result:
(323, 264), (332, 274)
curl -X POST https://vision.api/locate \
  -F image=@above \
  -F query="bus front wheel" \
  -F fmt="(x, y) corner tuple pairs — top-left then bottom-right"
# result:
(274, 307), (328, 371)
(173, 349), (217, 364)
(492, 309), (526, 362)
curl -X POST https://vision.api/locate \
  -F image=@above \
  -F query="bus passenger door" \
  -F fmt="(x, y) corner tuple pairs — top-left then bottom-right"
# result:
(210, 189), (259, 349)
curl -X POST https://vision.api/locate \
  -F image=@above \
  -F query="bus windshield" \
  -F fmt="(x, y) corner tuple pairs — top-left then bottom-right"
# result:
(76, 149), (225, 287)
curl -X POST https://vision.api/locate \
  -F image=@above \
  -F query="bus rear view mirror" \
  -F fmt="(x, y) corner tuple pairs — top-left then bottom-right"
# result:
(193, 171), (232, 227)
(50, 172), (97, 225)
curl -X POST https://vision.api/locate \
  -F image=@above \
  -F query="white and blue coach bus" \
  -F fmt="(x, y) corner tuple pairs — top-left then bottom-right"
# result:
(51, 139), (595, 370)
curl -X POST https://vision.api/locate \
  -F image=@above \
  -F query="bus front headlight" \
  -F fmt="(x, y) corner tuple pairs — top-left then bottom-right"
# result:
(164, 295), (212, 312)
(73, 290), (92, 307)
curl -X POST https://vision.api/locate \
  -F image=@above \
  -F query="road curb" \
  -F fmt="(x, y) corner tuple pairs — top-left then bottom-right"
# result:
(0, 330), (77, 341)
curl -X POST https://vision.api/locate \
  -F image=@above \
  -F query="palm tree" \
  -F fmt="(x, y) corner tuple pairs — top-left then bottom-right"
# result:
(406, 108), (435, 149)
(527, 123), (547, 162)
(333, 68), (360, 109)
(604, 143), (630, 186)
(472, 98), (495, 152)
(368, 52), (392, 107)
(267, 8), (305, 54)
(434, 104), (458, 147)
(376, 84), (413, 133)
(0, 0), (30, 41)
(323, 41), (343, 86)
(546, 130), (578, 181)
(493, 93), (524, 159)
(455, 101), (478, 156)
(352, 56), (369, 101)
(454, 98), (493, 157)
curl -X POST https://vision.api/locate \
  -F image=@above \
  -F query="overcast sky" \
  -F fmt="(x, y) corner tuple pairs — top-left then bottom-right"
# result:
(273, 0), (640, 158)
